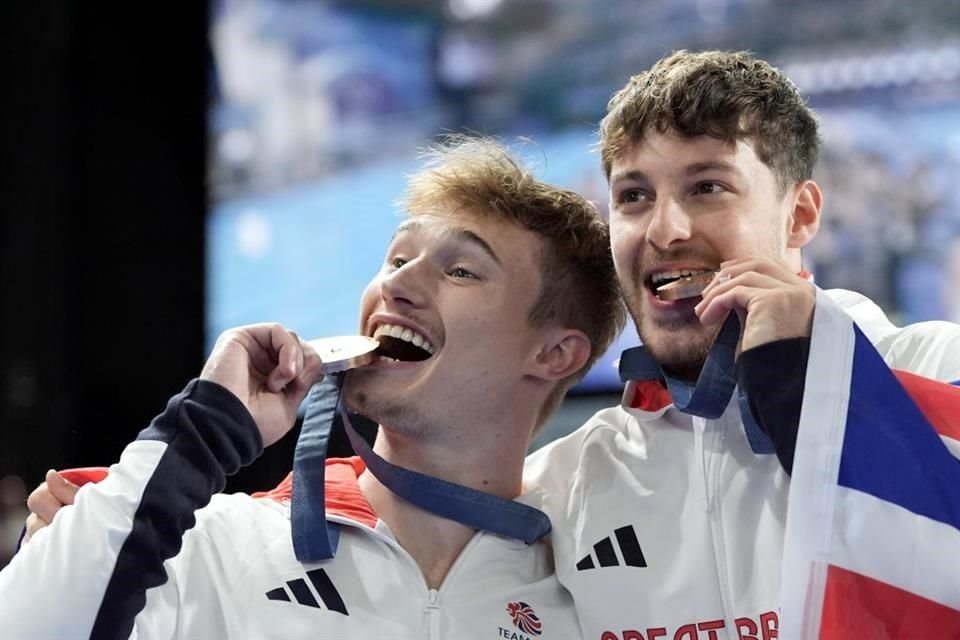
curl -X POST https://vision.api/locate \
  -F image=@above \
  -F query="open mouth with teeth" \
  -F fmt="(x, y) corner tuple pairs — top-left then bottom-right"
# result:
(649, 269), (718, 301)
(372, 323), (435, 362)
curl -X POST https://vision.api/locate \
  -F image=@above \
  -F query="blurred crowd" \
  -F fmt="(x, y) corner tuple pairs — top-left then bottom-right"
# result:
(812, 145), (960, 323)
(810, 104), (960, 323)
(207, 0), (960, 325)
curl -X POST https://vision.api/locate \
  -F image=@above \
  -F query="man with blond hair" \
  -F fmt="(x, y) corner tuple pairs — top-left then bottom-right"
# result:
(0, 137), (623, 639)
(525, 49), (960, 639)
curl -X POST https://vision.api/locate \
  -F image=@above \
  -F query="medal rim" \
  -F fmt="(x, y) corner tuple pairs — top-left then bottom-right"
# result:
(306, 335), (379, 372)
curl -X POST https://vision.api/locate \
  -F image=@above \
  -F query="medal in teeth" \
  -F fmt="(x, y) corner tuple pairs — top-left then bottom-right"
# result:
(306, 336), (380, 373)
(655, 270), (719, 301)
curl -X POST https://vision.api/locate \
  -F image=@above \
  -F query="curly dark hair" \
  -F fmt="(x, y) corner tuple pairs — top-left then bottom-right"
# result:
(600, 50), (822, 194)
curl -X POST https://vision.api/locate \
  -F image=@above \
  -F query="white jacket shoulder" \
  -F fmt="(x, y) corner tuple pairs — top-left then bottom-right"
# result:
(826, 288), (960, 381)
(524, 405), (631, 496)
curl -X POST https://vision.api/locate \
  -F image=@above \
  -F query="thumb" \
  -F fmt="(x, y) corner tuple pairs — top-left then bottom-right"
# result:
(288, 340), (325, 392)
(298, 346), (326, 387)
(47, 470), (80, 505)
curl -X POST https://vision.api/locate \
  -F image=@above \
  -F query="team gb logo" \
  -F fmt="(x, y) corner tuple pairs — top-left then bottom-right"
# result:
(506, 601), (542, 636)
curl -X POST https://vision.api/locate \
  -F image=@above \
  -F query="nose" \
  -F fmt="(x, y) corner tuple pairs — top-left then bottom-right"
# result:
(645, 197), (692, 249)
(380, 258), (431, 308)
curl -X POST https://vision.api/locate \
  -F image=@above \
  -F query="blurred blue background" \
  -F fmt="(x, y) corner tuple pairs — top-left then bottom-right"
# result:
(206, 0), (960, 393)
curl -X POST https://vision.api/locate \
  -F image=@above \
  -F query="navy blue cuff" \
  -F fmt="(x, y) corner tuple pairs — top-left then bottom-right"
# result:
(180, 378), (264, 471)
(137, 378), (263, 484)
(737, 337), (810, 475)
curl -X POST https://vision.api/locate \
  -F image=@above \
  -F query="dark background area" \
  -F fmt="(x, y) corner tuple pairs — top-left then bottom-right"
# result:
(0, 4), (207, 500)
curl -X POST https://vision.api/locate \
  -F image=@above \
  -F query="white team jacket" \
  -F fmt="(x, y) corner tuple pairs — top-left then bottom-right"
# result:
(523, 289), (960, 640)
(0, 383), (581, 640)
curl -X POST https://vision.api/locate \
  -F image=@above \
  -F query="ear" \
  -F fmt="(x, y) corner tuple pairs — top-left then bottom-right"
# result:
(786, 179), (822, 250)
(526, 328), (592, 382)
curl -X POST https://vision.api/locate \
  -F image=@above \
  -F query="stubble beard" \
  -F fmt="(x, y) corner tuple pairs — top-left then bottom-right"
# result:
(342, 371), (437, 439)
(623, 287), (718, 382)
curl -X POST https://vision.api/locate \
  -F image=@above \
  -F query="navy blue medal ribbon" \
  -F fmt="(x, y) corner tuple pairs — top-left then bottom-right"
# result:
(291, 374), (552, 563)
(619, 313), (741, 418)
(618, 313), (774, 453)
(290, 375), (345, 562)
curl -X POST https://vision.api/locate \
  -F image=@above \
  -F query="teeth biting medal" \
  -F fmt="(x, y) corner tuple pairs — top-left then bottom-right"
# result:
(656, 271), (722, 301)
(306, 336), (380, 373)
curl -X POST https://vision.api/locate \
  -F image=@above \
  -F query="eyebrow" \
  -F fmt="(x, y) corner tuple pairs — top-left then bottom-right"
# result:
(609, 161), (742, 187)
(391, 219), (502, 265)
(447, 228), (502, 266)
(683, 160), (740, 177)
(609, 169), (648, 188)
(392, 218), (422, 239)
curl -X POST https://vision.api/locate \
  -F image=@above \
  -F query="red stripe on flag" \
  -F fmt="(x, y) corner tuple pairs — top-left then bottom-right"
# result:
(893, 369), (960, 443)
(820, 565), (960, 640)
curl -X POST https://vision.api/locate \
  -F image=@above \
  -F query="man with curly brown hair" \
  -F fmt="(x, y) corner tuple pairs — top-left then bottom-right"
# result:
(526, 50), (960, 639)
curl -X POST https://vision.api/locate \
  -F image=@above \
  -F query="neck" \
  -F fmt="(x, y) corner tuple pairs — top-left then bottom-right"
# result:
(357, 420), (529, 589)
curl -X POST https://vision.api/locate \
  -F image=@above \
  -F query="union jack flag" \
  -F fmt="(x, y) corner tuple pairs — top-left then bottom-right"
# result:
(507, 601), (543, 636)
(780, 293), (960, 639)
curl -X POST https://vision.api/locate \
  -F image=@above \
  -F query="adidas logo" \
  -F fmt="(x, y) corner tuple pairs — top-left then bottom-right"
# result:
(576, 525), (647, 570)
(265, 568), (349, 615)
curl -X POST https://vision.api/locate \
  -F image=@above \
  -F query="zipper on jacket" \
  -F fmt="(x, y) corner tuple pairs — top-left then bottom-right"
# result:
(696, 415), (737, 638)
(693, 417), (711, 513)
(706, 414), (737, 638)
(424, 589), (441, 639)
(331, 514), (487, 639)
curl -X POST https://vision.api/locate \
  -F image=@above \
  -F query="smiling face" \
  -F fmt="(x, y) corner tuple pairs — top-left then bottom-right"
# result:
(608, 131), (804, 378)
(344, 212), (552, 438)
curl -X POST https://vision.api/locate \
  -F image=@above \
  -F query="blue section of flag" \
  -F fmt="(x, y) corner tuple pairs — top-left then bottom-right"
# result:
(837, 327), (960, 531)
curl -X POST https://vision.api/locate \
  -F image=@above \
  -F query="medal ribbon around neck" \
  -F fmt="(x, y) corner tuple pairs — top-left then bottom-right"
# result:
(290, 374), (552, 562)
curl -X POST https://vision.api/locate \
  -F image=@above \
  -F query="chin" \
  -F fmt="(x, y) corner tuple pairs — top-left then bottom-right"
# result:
(636, 319), (717, 381)
(343, 376), (383, 418)
(642, 341), (710, 381)
(342, 375), (380, 418)
(342, 379), (431, 438)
